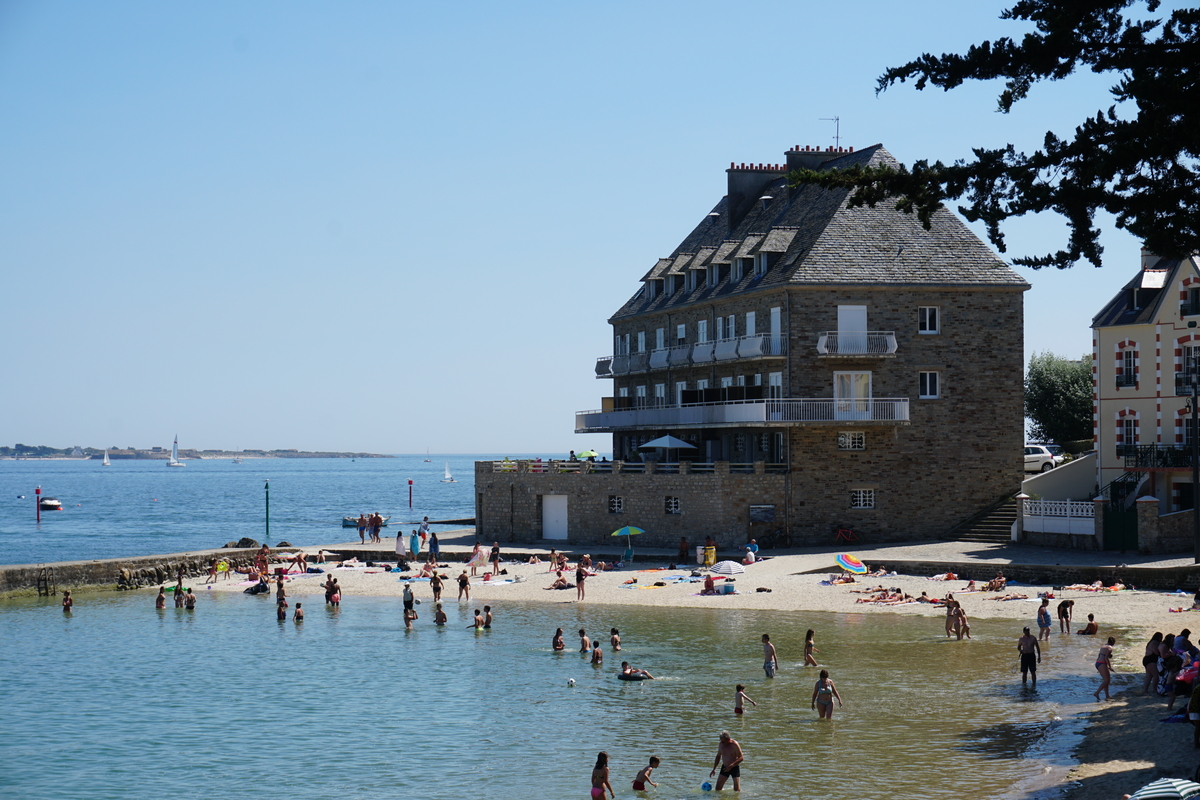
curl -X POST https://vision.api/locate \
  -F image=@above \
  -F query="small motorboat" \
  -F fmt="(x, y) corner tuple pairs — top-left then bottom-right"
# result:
(342, 515), (390, 528)
(39, 497), (63, 511)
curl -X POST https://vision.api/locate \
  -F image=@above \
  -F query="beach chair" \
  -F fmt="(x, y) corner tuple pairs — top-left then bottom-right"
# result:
(623, 546), (634, 564)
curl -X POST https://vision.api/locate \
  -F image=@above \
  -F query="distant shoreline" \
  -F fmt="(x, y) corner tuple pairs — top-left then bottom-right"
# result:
(0, 451), (393, 461)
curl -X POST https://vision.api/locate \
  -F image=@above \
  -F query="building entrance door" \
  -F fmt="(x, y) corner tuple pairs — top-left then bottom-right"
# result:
(542, 495), (568, 540)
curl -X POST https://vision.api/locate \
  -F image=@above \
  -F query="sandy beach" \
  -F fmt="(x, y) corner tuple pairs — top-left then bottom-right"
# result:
(191, 539), (1200, 800)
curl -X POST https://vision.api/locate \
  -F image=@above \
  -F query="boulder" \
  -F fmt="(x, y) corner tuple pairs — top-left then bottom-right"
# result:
(223, 541), (239, 549)
(236, 537), (259, 549)
(276, 541), (292, 548)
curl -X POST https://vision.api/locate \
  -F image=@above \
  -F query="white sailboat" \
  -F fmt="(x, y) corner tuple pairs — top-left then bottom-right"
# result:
(440, 461), (457, 483)
(102, 449), (110, 466)
(167, 436), (185, 467)
(424, 448), (432, 462)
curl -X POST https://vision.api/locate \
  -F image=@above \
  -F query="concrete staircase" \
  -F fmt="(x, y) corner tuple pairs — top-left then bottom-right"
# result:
(949, 498), (1018, 544)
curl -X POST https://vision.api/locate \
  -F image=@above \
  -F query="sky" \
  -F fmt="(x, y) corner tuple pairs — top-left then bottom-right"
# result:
(0, 1), (1147, 454)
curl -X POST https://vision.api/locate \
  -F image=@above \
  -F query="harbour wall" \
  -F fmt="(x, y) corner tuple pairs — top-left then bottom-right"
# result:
(0, 548), (263, 597)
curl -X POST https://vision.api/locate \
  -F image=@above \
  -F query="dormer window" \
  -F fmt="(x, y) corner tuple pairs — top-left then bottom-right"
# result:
(687, 270), (699, 292)
(707, 265), (719, 288)
(666, 275), (678, 294)
(645, 280), (657, 299)
(732, 259), (744, 281)
(753, 254), (768, 276)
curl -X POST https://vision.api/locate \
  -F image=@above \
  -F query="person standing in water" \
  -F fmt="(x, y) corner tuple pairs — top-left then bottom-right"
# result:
(434, 603), (447, 626)
(1058, 599), (1075, 633)
(735, 684), (757, 715)
(1037, 598), (1052, 641)
(155, 586), (166, 609)
(590, 751), (614, 799)
(610, 628), (621, 651)
(709, 731), (744, 792)
(457, 570), (470, 601)
(1018, 626), (1042, 688)
(803, 629), (819, 666)
(553, 628), (566, 651)
(762, 633), (777, 678)
(579, 628), (591, 653)
(61, 590), (73, 612)
(811, 669), (843, 719)
(1094, 636), (1116, 700)
(294, 602), (304, 622)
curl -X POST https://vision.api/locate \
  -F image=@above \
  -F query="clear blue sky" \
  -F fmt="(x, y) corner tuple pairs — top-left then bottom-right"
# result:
(0, 0), (1139, 454)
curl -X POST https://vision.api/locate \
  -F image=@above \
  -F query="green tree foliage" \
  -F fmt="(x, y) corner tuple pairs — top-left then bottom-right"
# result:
(790, 1), (1200, 269)
(1025, 352), (1094, 444)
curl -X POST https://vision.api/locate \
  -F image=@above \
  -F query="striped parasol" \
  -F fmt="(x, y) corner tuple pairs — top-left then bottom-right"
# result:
(835, 553), (867, 574)
(1129, 778), (1200, 800)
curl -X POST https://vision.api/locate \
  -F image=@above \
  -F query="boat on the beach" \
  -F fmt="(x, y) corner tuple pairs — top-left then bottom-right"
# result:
(39, 497), (62, 511)
(341, 515), (390, 528)
(102, 449), (110, 466)
(167, 436), (185, 467)
(441, 461), (457, 483)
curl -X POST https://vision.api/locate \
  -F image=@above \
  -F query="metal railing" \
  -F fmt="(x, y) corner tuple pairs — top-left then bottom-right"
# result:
(575, 397), (910, 432)
(1123, 443), (1198, 469)
(596, 334), (786, 377)
(1115, 372), (1136, 387)
(816, 331), (898, 356)
(1175, 371), (1200, 396)
(486, 460), (789, 475)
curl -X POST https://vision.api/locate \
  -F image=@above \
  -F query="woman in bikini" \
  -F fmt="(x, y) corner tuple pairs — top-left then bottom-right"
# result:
(811, 669), (843, 720)
(1094, 636), (1116, 700)
(553, 628), (566, 651)
(944, 594), (957, 637)
(803, 629), (819, 666)
(1142, 632), (1163, 695)
(590, 751), (614, 799)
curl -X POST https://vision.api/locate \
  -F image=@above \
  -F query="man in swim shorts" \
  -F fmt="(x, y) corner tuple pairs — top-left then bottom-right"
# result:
(1018, 626), (1042, 688)
(710, 731), (744, 791)
(762, 633), (777, 678)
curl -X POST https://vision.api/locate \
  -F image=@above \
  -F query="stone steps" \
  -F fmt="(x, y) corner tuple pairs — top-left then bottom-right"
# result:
(949, 499), (1018, 544)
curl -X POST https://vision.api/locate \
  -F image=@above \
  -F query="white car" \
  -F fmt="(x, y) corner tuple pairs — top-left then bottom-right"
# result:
(1024, 444), (1065, 472)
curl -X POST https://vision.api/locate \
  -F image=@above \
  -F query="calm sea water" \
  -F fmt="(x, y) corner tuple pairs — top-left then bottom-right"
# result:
(0, 454), (523, 565)
(0, 589), (1105, 800)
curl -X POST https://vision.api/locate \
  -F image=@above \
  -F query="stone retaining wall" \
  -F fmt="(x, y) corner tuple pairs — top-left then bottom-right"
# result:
(803, 559), (1200, 592)
(0, 549), (262, 597)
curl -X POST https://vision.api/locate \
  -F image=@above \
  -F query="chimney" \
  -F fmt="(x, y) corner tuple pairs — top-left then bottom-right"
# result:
(1141, 247), (1160, 270)
(726, 162), (785, 231)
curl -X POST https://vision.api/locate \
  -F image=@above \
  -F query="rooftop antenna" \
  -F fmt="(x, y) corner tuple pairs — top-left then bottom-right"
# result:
(820, 116), (841, 148)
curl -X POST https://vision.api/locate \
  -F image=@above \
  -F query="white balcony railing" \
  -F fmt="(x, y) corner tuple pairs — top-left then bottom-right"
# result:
(816, 331), (898, 356)
(596, 334), (786, 377)
(575, 397), (910, 432)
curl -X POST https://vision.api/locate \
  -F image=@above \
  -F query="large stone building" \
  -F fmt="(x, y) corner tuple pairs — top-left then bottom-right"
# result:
(1092, 251), (1200, 552)
(476, 143), (1029, 549)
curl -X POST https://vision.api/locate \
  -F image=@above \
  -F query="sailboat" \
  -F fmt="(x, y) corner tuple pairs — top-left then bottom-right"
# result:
(424, 448), (432, 462)
(441, 461), (457, 483)
(102, 449), (110, 466)
(167, 436), (185, 467)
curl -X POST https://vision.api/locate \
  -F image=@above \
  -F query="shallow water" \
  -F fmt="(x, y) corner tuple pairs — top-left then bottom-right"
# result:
(0, 590), (1108, 800)
(0, 454), (500, 564)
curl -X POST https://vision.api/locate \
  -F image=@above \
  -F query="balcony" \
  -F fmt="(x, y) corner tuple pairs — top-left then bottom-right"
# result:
(1176, 371), (1200, 396)
(1124, 443), (1197, 469)
(595, 334), (786, 378)
(1116, 372), (1137, 388)
(816, 331), (898, 357)
(1183, 302), (1200, 317)
(575, 397), (910, 432)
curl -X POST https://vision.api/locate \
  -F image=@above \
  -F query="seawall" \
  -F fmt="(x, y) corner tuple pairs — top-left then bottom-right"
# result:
(0, 548), (264, 597)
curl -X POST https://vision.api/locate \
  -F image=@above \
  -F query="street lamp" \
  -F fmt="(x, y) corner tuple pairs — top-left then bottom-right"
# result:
(1185, 376), (1200, 563)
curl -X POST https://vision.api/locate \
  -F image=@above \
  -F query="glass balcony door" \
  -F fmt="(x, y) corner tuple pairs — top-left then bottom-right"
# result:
(835, 371), (872, 420)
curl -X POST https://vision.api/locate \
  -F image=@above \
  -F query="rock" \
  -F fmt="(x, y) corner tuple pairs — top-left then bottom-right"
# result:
(236, 537), (259, 549)
(276, 541), (292, 548)
(223, 541), (239, 549)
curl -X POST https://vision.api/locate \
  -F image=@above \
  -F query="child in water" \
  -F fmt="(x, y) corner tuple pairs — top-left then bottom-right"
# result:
(632, 756), (660, 791)
(734, 684), (757, 715)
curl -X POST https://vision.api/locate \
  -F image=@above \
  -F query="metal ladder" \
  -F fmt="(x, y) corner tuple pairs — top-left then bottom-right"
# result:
(36, 565), (56, 597)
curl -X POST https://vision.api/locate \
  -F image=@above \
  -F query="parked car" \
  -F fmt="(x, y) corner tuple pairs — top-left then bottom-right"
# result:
(1025, 444), (1065, 472)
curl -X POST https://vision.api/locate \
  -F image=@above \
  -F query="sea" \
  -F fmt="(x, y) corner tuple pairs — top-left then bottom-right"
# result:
(0, 453), (514, 566)
(0, 454), (1105, 799)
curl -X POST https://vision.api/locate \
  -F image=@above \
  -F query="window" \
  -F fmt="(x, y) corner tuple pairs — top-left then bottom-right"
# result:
(664, 496), (681, 515)
(1117, 349), (1136, 386)
(838, 432), (866, 450)
(727, 315), (736, 339)
(635, 385), (647, 408)
(676, 381), (687, 404)
(716, 317), (725, 340)
(767, 372), (783, 398)
(753, 373), (762, 386)
(707, 265), (718, 288)
(608, 496), (624, 514)
(698, 320), (708, 343)
(919, 371), (940, 399)
(687, 270), (698, 292)
(850, 489), (875, 509)
(636, 331), (646, 353)
(666, 275), (678, 294)
(645, 281), (657, 299)
(655, 328), (665, 350)
(1121, 418), (1136, 456)
(654, 383), (666, 405)
(1186, 419), (1198, 447)
(753, 254), (767, 276)
(676, 324), (686, 344)
(618, 387), (628, 398)
(759, 433), (770, 452)
(918, 306), (940, 334)
(734, 434), (745, 452)
(720, 376), (733, 388)
(735, 375), (746, 386)
(696, 379), (709, 391)
(745, 311), (756, 337)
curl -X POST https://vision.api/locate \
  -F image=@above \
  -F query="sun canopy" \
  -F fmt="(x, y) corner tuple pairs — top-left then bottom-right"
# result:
(638, 435), (696, 450)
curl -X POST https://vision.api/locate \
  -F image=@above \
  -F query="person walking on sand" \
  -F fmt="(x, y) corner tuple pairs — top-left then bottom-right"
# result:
(469, 542), (482, 577)
(1037, 598), (1052, 641)
(1018, 626), (1041, 688)
(207, 558), (218, 584)
(576, 563), (587, 601)
(811, 669), (843, 719)
(590, 751), (614, 799)
(457, 570), (470, 601)
(1142, 632), (1164, 695)
(489, 542), (501, 576)
(1058, 599), (1074, 633)
(357, 513), (367, 544)
(632, 756), (660, 791)
(762, 633), (778, 678)
(709, 731), (744, 792)
(429, 531), (440, 564)
(735, 684), (757, 715)
(1094, 636), (1116, 701)
(804, 629), (819, 666)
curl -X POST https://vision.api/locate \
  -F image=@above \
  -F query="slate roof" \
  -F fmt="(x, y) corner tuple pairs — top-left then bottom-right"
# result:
(612, 144), (1028, 321)
(1092, 257), (1190, 328)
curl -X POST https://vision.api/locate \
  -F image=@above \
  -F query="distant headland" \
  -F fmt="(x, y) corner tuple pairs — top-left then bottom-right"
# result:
(0, 444), (392, 460)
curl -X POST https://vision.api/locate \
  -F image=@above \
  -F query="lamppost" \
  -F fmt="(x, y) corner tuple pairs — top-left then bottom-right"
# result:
(1186, 376), (1200, 563)
(265, 479), (270, 545)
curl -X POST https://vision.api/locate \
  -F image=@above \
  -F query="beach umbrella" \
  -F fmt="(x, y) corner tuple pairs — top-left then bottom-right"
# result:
(577, 450), (599, 458)
(1128, 778), (1200, 800)
(835, 553), (867, 574)
(638, 435), (696, 450)
(709, 560), (746, 576)
(611, 525), (644, 563)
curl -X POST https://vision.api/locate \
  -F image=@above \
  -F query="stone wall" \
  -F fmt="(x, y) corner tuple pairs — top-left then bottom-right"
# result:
(0, 549), (261, 597)
(828, 559), (1200, 592)
(475, 461), (785, 549)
